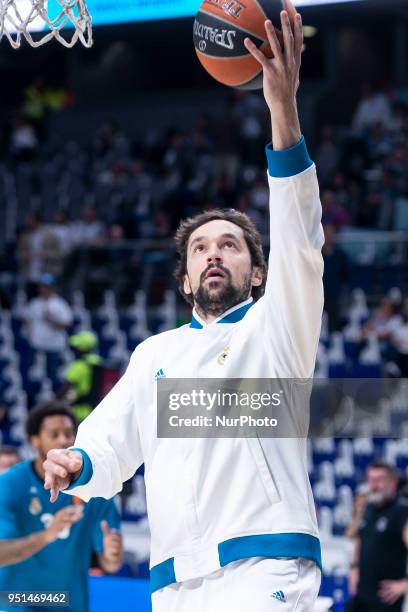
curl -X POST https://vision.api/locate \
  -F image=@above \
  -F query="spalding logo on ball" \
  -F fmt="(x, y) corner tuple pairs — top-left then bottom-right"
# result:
(193, 0), (285, 89)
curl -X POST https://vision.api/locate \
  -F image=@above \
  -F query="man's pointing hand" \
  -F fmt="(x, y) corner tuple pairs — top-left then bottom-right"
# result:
(43, 449), (83, 502)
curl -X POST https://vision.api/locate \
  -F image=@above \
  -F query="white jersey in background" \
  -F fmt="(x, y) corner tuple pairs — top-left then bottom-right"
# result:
(25, 295), (73, 352)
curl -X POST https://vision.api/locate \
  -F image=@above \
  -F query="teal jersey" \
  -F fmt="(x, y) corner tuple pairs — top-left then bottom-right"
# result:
(0, 460), (120, 612)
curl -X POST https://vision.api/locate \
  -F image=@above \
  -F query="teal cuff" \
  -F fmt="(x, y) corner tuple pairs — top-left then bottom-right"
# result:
(149, 532), (322, 593)
(266, 135), (313, 178)
(65, 448), (93, 489)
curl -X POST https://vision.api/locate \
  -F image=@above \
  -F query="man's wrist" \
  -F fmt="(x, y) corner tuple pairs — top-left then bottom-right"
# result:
(269, 105), (301, 151)
(42, 529), (56, 544)
(269, 97), (297, 115)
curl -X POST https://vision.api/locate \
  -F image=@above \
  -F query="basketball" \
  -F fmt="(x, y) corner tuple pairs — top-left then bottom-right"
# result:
(193, 0), (285, 89)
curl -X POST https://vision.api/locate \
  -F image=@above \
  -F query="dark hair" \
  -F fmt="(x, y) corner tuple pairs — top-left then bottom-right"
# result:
(368, 459), (397, 478)
(0, 445), (20, 458)
(26, 402), (78, 438)
(174, 208), (267, 306)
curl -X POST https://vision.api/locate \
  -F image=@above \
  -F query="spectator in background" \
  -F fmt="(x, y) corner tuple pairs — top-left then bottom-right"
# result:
(9, 114), (38, 162)
(17, 213), (62, 284)
(330, 171), (358, 220)
(94, 120), (129, 159)
(71, 205), (105, 246)
(0, 446), (21, 474)
(315, 125), (340, 185)
(391, 297), (408, 377)
(57, 331), (102, 423)
(321, 189), (352, 230)
(348, 460), (408, 612)
(352, 83), (392, 137)
(24, 275), (73, 383)
(22, 78), (48, 142)
(152, 209), (171, 239)
(0, 403), (123, 612)
(49, 210), (74, 256)
(322, 223), (349, 331)
(365, 123), (393, 162)
(362, 297), (402, 341)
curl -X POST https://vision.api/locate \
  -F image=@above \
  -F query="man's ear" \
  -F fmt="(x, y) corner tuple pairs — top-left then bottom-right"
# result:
(251, 266), (263, 287)
(183, 275), (192, 295)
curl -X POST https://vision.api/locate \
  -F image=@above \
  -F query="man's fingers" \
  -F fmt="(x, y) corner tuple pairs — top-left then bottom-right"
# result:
(50, 486), (59, 503)
(282, 0), (303, 68)
(100, 520), (111, 536)
(281, 10), (294, 66)
(244, 37), (268, 68)
(47, 449), (82, 472)
(378, 583), (397, 604)
(283, 0), (298, 29)
(381, 593), (396, 605)
(43, 460), (68, 479)
(44, 472), (72, 503)
(67, 451), (83, 471)
(106, 537), (122, 549)
(264, 20), (282, 62)
(294, 12), (303, 67)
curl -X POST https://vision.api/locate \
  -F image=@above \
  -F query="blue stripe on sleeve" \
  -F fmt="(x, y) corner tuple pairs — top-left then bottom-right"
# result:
(266, 135), (313, 178)
(65, 448), (93, 489)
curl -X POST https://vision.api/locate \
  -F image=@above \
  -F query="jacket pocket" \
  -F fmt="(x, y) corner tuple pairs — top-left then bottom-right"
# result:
(246, 436), (281, 505)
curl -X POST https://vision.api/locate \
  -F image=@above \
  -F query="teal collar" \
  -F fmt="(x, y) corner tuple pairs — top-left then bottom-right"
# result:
(190, 298), (254, 329)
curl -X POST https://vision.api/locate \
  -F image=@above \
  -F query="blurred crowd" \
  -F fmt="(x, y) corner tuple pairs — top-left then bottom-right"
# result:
(0, 84), (406, 292)
(0, 85), (406, 373)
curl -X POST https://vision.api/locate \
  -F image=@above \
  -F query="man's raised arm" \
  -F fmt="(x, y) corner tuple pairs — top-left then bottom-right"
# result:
(245, 0), (325, 379)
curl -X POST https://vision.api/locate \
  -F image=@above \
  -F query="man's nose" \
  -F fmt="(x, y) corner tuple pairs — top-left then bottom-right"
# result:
(207, 246), (222, 263)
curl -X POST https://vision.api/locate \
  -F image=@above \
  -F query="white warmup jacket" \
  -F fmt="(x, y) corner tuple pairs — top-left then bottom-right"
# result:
(64, 136), (325, 593)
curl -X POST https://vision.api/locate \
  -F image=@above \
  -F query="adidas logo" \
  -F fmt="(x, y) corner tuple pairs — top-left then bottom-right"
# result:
(154, 368), (166, 380)
(271, 590), (286, 602)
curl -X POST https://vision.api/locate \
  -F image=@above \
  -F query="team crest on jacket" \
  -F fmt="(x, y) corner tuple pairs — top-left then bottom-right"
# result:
(217, 346), (230, 365)
(29, 497), (42, 515)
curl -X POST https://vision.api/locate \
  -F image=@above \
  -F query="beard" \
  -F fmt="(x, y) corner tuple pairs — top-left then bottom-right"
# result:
(193, 265), (252, 319)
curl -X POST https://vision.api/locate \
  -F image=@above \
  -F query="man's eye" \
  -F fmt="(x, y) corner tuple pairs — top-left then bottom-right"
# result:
(224, 241), (235, 248)
(195, 244), (204, 252)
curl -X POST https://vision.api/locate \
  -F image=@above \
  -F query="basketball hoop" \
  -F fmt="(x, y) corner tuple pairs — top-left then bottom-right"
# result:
(0, 0), (93, 48)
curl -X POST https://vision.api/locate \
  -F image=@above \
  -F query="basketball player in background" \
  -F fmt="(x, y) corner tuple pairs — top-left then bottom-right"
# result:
(44, 2), (325, 610)
(0, 445), (21, 474)
(0, 403), (123, 612)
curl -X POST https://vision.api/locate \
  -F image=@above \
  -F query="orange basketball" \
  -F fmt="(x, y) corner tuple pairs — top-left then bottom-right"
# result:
(193, 0), (284, 89)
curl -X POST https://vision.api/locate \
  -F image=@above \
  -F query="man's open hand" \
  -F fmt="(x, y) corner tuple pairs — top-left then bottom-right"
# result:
(244, 0), (303, 150)
(244, 0), (303, 111)
(44, 505), (84, 542)
(43, 449), (83, 502)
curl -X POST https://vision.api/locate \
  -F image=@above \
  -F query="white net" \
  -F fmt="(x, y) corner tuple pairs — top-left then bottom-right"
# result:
(0, 0), (93, 48)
